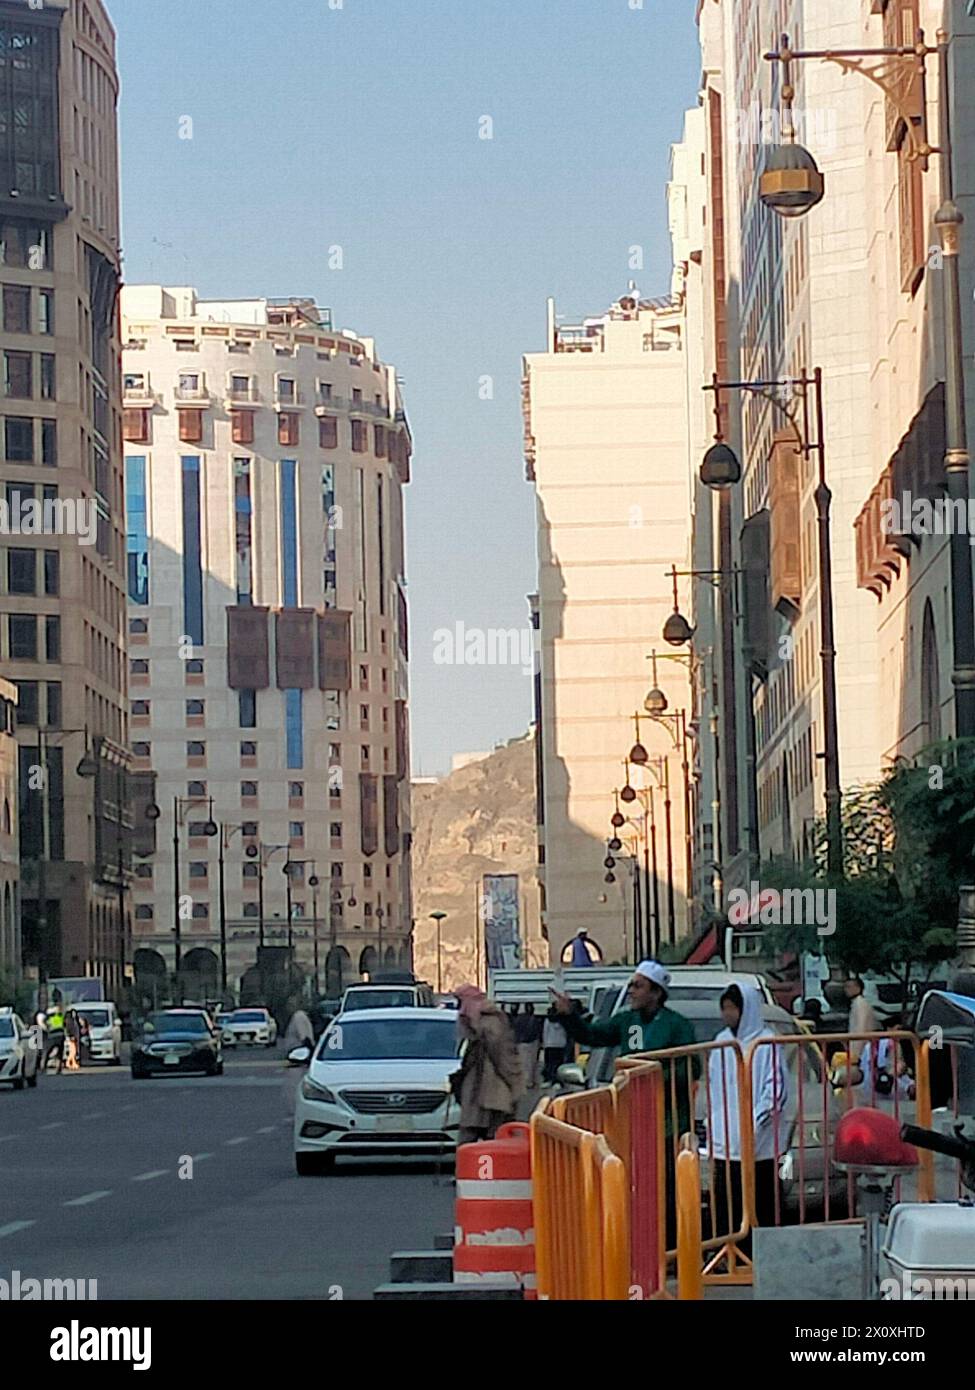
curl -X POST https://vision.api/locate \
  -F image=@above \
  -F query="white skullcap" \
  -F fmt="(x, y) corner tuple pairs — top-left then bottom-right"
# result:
(634, 960), (671, 990)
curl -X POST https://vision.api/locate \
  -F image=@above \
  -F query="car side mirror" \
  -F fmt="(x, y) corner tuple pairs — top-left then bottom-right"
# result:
(557, 1063), (586, 1089)
(288, 1045), (312, 1067)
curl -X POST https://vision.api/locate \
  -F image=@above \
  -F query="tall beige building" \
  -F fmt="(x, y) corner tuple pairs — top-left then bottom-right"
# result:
(120, 288), (413, 999)
(691, 0), (975, 885)
(524, 292), (695, 963)
(1, 0), (132, 993)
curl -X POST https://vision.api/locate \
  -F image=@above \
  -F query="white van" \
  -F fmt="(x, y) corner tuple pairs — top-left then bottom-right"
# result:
(74, 1001), (122, 1065)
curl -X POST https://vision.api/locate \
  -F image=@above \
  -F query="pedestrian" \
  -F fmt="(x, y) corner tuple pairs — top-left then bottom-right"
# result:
(542, 1007), (568, 1084)
(283, 1007), (314, 1053)
(450, 984), (524, 1144)
(832, 975), (891, 1092)
(44, 1005), (65, 1073)
(63, 1008), (81, 1072)
(78, 1012), (92, 1066)
(552, 961), (699, 1244)
(570, 929), (595, 967)
(707, 983), (788, 1253)
(513, 1001), (542, 1089)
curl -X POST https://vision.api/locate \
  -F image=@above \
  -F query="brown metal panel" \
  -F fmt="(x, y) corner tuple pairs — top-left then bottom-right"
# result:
(360, 773), (378, 857)
(227, 606), (270, 689)
(275, 608), (316, 689)
(318, 610), (352, 690)
(383, 773), (399, 857)
(769, 430), (802, 620)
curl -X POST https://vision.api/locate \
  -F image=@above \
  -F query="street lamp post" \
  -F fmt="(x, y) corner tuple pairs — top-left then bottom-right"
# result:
(169, 795), (217, 998)
(702, 370), (842, 876)
(760, 27), (975, 741)
(429, 912), (447, 993)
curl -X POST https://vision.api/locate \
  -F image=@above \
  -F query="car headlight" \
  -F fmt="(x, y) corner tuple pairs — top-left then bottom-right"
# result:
(301, 1076), (337, 1105)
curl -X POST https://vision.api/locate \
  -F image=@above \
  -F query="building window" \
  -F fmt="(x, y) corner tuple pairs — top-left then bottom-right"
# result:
(234, 458), (252, 604)
(41, 419), (56, 464)
(7, 549), (36, 595)
(186, 658), (204, 675)
(286, 688), (303, 769)
(230, 374), (250, 398)
(188, 780), (207, 797)
(360, 705), (370, 730)
(4, 416), (33, 462)
(279, 459), (298, 606)
(278, 412), (299, 447)
(43, 550), (58, 596)
(351, 419), (367, 453)
(241, 821), (258, 837)
(242, 903), (259, 918)
(289, 781), (304, 798)
(38, 289), (53, 335)
(187, 741), (206, 758)
(130, 618), (148, 636)
(40, 354), (55, 399)
(319, 415), (338, 449)
(188, 821), (212, 838)
(179, 409), (203, 444)
(186, 699), (205, 718)
(131, 659), (149, 675)
(14, 680), (38, 725)
(132, 742), (151, 759)
(192, 903), (209, 920)
(132, 700), (150, 717)
(241, 781), (258, 798)
(289, 822), (304, 840)
(359, 665), (369, 689)
(135, 864), (153, 880)
(188, 862), (208, 880)
(126, 456), (149, 605)
(330, 822), (342, 844)
(181, 457), (204, 645)
(135, 905), (154, 921)
(243, 863), (259, 879)
(2, 284), (31, 332)
(44, 615), (59, 661)
(278, 377), (296, 403)
(240, 740), (257, 758)
(238, 689), (257, 727)
(4, 350), (32, 398)
(44, 682), (60, 729)
(231, 410), (254, 445)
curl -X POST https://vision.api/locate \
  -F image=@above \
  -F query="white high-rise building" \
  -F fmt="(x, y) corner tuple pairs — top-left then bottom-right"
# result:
(120, 288), (413, 999)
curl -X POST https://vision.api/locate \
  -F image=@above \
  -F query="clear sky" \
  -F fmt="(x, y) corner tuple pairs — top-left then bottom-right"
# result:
(109, 0), (702, 775)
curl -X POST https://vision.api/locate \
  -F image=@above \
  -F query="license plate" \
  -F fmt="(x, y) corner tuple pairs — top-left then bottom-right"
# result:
(164, 1053), (179, 1065)
(375, 1114), (413, 1132)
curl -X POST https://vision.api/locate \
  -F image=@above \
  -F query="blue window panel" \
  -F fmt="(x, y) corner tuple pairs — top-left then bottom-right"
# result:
(126, 455), (149, 605)
(280, 458), (298, 607)
(181, 456), (204, 645)
(285, 688), (303, 769)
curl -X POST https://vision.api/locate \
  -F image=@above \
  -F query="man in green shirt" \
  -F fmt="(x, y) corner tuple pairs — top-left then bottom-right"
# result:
(552, 960), (700, 1247)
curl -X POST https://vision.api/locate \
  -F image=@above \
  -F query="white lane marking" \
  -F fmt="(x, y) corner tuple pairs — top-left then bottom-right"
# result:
(39, 1121), (66, 1131)
(224, 1136), (249, 1146)
(0, 1221), (35, 1238)
(0, 1134), (21, 1143)
(191, 1152), (213, 1162)
(131, 1170), (167, 1182)
(82, 1111), (105, 1121)
(256, 1126), (276, 1134)
(63, 1190), (112, 1207)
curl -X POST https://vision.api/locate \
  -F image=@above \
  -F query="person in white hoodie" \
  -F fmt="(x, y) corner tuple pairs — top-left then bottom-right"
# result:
(707, 983), (788, 1250)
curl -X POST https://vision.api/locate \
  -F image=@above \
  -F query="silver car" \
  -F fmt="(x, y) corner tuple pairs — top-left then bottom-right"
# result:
(0, 1009), (41, 1089)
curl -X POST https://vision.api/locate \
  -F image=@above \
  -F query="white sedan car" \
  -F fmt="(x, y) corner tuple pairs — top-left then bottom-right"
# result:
(293, 1007), (461, 1175)
(0, 1009), (41, 1089)
(222, 1008), (277, 1048)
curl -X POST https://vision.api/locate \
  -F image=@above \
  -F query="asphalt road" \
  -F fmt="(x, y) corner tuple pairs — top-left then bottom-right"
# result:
(0, 1046), (455, 1299)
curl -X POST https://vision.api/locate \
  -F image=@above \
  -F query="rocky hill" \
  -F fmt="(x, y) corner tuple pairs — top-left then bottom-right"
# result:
(411, 732), (545, 990)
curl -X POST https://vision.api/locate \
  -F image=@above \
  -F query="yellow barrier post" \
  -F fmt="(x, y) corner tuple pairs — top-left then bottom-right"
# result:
(676, 1138), (703, 1300)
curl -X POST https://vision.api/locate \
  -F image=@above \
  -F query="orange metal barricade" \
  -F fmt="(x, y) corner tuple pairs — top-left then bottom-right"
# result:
(530, 1104), (629, 1300)
(676, 1140), (703, 1301)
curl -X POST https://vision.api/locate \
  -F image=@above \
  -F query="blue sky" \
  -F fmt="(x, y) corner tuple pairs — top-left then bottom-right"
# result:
(109, 0), (702, 775)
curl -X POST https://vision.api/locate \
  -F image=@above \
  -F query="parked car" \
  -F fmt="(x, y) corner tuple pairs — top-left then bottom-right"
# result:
(293, 1007), (461, 1174)
(74, 1001), (122, 1066)
(222, 1007), (277, 1047)
(339, 981), (435, 1013)
(0, 1008), (41, 1089)
(131, 1010), (223, 1078)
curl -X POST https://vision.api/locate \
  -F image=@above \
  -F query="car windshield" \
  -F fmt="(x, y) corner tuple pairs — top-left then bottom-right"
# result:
(343, 990), (415, 1011)
(319, 1018), (459, 1061)
(0, 1017), (14, 1038)
(78, 1009), (110, 1028)
(233, 1011), (267, 1023)
(145, 1013), (209, 1035)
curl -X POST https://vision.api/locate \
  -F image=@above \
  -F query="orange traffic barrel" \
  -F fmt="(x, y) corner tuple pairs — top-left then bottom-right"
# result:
(454, 1122), (535, 1295)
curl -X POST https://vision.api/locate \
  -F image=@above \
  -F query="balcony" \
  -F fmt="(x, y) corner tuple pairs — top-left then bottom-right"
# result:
(174, 382), (211, 406)
(225, 384), (261, 409)
(274, 388), (306, 411)
(123, 379), (156, 407)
